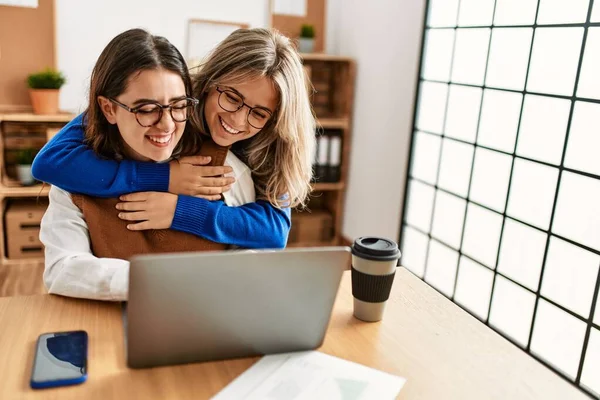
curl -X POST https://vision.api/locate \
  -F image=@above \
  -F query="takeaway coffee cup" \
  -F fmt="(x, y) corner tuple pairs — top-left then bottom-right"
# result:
(351, 237), (401, 322)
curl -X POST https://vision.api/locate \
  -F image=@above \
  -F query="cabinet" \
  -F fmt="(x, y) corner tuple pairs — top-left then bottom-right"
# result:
(0, 113), (73, 266)
(288, 54), (355, 247)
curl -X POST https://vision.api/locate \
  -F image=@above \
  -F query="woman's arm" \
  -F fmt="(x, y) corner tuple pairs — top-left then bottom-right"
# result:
(34, 114), (292, 248)
(40, 186), (129, 301)
(173, 197), (291, 249)
(32, 114), (169, 197)
(115, 191), (291, 249)
(117, 154), (290, 248)
(32, 114), (233, 198)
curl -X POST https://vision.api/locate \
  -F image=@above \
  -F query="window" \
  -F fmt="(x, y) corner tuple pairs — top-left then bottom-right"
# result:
(401, 1), (600, 395)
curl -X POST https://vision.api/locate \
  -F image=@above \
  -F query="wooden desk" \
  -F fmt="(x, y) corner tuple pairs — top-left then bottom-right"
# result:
(0, 268), (588, 400)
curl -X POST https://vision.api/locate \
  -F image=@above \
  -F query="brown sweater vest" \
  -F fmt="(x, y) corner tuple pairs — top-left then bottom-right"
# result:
(71, 140), (230, 260)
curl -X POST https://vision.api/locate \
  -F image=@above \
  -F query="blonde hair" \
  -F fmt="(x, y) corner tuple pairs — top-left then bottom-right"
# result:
(191, 28), (316, 209)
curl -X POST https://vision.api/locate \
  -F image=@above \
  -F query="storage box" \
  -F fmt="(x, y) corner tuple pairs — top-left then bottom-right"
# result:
(4, 200), (48, 259)
(289, 210), (333, 244)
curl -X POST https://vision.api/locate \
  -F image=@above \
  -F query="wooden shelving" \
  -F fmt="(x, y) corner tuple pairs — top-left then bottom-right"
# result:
(318, 117), (349, 130)
(300, 53), (355, 62)
(289, 54), (356, 248)
(0, 113), (73, 267)
(1, 257), (44, 267)
(0, 184), (49, 198)
(0, 113), (73, 123)
(312, 182), (345, 191)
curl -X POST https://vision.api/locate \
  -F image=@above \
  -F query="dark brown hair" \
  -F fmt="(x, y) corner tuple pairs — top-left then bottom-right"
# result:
(84, 28), (202, 159)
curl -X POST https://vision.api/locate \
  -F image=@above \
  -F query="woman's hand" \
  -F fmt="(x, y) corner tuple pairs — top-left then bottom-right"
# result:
(168, 156), (235, 200)
(116, 192), (178, 230)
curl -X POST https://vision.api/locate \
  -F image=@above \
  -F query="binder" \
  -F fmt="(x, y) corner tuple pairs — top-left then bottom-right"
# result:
(315, 135), (329, 183)
(327, 135), (342, 182)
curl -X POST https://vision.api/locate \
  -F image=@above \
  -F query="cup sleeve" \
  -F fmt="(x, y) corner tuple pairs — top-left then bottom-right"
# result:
(351, 266), (396, 303)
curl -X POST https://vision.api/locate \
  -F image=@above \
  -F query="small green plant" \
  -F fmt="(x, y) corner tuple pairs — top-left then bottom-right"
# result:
(26, 68), (66, 90)
(16, 148), (37, 165)
(300, 24), (315, 39)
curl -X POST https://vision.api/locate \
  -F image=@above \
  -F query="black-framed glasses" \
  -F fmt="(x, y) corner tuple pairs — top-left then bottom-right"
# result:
(215, 87), (273, 129)
(109, 97), (199, 127)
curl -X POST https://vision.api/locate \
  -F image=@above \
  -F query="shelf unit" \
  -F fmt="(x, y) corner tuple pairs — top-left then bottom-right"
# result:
(0, 113), (73, 267)
(289, 54), (356, 247)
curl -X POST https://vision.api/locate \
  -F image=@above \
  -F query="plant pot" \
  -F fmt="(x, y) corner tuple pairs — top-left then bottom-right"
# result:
(16, 164), (35, 186)
(29, 89), (60, 115)
(298, 38), (315, 53)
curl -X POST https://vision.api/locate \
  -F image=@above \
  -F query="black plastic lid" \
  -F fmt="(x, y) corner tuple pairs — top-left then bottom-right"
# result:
(351, 237), (401, 262)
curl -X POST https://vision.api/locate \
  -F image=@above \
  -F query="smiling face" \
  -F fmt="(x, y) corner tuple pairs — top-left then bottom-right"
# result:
(98, 68), (188, 162)
(204, 76), (279, 147)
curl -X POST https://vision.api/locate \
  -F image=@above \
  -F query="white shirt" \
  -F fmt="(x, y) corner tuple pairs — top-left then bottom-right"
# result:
(40, 151), (255, 302)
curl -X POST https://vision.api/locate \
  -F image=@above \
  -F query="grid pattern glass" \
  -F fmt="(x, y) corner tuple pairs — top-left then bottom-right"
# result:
(401, 0), (600, 396)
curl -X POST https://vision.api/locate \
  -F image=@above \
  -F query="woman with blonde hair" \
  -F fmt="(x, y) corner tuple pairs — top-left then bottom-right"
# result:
(33, 28), (316, 252)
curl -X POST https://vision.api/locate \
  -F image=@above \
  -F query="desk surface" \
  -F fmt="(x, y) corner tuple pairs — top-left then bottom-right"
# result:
(0, 268), (588, 400)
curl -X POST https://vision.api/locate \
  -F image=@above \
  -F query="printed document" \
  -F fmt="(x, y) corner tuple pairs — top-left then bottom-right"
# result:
(212, 351), (406, 400)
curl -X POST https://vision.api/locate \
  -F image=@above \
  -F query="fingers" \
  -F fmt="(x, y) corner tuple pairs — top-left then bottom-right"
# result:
(116, 202), (146, 211)
(119, 192), (150, 202)
(198, 177), (235, 187)
(192, 184), (232, 196)
(125, 221), (153, 231)
(220, 184), (232, 194)
(179, 155), (211, 165)
(194, 165), (234, 177)
(118, 211), (147, 221)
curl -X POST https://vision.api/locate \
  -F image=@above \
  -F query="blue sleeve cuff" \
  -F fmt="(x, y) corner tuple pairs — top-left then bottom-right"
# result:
(171, 195), (210, 234)
(135, 162), (170, 192)
(170, 197), (289, 248)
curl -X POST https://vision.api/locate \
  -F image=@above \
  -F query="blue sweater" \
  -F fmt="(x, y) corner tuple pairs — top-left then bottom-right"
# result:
(32, 114), (290, 249)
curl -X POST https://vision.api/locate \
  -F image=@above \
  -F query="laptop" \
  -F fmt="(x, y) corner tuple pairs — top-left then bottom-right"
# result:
(126, 247), (350, 368)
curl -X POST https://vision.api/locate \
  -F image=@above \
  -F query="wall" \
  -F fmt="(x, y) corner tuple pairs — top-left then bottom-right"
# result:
(324, 0), (339, 54)
(0, 0), (55, 108)
(326, 0), (426, 242)
(55, 0), (270, 112)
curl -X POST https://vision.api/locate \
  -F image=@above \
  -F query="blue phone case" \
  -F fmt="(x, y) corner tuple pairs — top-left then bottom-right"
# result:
(30, 330), (88, 389)
(30, 374), (87, 389)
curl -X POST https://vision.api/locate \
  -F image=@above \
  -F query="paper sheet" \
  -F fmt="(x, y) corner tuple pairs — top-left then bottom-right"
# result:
(212, 351), (406, 400)
(273, 0), (307, 17)
(0, 0), (37, 7)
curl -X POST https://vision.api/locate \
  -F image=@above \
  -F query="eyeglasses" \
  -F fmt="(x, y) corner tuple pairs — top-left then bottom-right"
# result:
(215, 87), (273, 129)
(108, 97), (199, 127)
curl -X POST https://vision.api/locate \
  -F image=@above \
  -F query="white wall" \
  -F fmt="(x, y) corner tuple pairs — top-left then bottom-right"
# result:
(325, 0), (340, 54)
(327, 0), (426, 242)
(55, 0), (270, 112)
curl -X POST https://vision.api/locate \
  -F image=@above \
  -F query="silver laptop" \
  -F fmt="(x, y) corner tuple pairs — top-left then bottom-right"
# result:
(126, 247), (350, 368)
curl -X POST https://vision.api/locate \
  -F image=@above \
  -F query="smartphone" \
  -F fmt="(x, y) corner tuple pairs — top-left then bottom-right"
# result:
(30, 330), (88, 389)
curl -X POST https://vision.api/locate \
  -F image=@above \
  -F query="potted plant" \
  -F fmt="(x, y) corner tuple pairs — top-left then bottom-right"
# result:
(26, 68), (66, 115)
(298, 24), (315, 53)
(15, 148), (37, 186)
